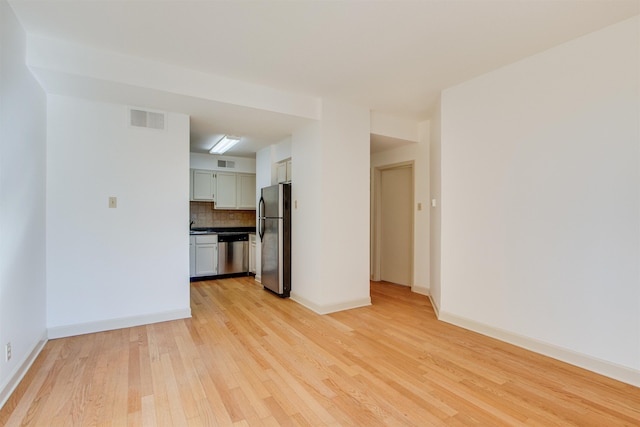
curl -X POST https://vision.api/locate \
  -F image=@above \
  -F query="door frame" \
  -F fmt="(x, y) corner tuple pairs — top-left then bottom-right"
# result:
(371, 161), (415, 284)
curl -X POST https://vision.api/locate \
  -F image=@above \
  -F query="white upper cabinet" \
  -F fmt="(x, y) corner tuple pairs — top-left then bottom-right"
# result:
(276, 160), (292, 184)
(215, 172), (237, 208)
(191, 168), (256, 210)
(191, 169), (217, 201)
(237, 173), (256, 209)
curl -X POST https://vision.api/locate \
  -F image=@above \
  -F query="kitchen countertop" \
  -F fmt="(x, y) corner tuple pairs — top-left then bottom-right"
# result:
(190, 226), (255, 235)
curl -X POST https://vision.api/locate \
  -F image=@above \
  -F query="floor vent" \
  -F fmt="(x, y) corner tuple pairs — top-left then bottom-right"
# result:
(217, 160), (236, 169)
(129, 108), (166, 130)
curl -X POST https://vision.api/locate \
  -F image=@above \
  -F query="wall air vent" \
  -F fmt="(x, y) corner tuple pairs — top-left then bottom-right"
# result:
(217, 160), (236, 169)
(129, 108), (166, 130)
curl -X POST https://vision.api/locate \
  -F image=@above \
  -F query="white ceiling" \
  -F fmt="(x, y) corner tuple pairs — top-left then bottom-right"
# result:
(9, 0), (639, 156)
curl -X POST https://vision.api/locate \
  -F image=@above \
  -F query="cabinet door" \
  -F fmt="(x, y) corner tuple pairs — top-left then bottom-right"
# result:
(276, 161), (291, 184)
(192, 170), (216, 201)
(249, 235), (256, 274)
(195, 244), (217, 276)
(276, 163), (287, 183)
(189, 237), (196, 277)
(237, 174), (256, 209)
(215, 172), (237, 208)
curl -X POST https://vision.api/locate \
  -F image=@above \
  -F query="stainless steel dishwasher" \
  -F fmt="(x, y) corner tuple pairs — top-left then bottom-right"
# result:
(217, 233), (249, 274)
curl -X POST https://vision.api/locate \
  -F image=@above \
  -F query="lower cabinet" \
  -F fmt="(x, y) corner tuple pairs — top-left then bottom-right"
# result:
(192, 234), (218, 277)
(189, 236), (196, 276)
(249, 234), (256, 274)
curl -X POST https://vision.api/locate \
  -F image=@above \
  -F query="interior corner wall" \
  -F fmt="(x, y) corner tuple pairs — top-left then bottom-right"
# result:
(46, 95), (191, 337)
(429, 101), (442, 312)
(272, 137), (292, 164)
(439, 16), (639, 380)
(0, 0), (48, 406)
(290, 122), (324, 303)
(290, 100), (371, 313)
(370, 120), (430, 294)
(318, 100), (371, 309)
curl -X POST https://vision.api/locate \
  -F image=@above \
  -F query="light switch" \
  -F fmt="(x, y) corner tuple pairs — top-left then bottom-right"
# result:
(417, 202), (422, 211)
(109, 197), (117, 208)
(294, 200), (298, 209)
(431, 199), (437, 208)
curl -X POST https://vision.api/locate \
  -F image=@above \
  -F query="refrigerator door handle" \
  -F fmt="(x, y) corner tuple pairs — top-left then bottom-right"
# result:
(259, 196), (265, 218)
(258, 196), (265, 240)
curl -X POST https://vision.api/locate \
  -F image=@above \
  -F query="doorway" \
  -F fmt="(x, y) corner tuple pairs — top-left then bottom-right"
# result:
(372, 162), (414, 286)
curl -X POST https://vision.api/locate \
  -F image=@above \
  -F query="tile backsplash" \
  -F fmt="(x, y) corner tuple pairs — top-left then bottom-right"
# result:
(190, 202), (256, 228)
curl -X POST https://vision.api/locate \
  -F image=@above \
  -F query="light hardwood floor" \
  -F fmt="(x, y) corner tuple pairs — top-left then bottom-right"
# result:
(1, 278), (639, 426)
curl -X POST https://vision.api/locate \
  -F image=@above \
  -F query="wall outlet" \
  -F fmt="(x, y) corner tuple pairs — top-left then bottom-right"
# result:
(5, 342), (11, 362)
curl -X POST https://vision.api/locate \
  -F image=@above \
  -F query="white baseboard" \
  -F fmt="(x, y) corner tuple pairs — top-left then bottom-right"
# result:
(408, 285), (440, 318)
(411, 285), (429, 297)
(47, 308), (192, 339)
(254, 274), (261, 283)
(427, 295), (440, 318)
(438, 311), (640, 387)
(0, 332), (48, 410)
(290, 293), (371, 315)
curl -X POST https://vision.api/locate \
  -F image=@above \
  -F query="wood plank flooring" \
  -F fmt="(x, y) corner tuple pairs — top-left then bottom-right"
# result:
(1, 278), (639, 426)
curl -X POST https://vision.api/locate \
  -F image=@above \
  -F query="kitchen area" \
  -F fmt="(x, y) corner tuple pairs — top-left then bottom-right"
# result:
(189, 152), (292, 297)
(189, 166), (258, 279)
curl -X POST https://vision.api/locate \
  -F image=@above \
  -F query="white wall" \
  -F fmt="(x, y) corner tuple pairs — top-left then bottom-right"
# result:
(439, 16), (639, 384)
(27, 34), (321, 122)
(371, 120), (430, 295)
(46, 95), (191, 337)
(290, 122), (324, 304)
(291, 99), (371, 313)
(272, 137), (292, 164)
(370, 111), (420, 142)
(429, 101), (442, 312)
(189, 152), (256, 174)
(0, 0), (48, 407)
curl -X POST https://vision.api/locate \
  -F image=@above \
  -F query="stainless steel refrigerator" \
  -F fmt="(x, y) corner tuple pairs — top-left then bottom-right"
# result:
(258, 183), (291, 297)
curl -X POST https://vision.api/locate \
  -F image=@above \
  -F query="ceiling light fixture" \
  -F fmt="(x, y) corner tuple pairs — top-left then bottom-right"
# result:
(209, 135), (241, 155)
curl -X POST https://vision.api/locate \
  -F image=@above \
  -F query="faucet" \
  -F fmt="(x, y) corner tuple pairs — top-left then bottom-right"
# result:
(190, 220), (194, 230)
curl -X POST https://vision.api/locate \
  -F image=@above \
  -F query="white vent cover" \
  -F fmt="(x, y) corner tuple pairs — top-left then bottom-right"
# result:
(129, 109), (166, 130)
(217, 160), (236, 169)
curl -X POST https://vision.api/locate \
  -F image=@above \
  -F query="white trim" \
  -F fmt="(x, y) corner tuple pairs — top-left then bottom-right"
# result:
(0, 332), (48, 410)
(47, 308), (191, 339)
(438, 310), (640, 387)
(255, 274), (261, 283)
(411, 285), (429, 297)
(428, 294), (440, 318)
(291, 293), (372, 315)
(409, 285), (440, 318)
